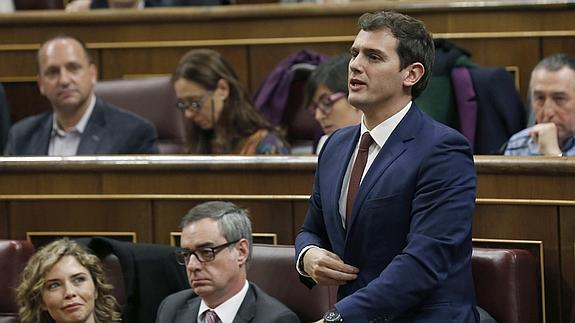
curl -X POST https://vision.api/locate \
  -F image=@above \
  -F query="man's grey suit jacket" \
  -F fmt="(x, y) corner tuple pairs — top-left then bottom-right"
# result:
(155, 283), (300, 323)
(4, 97), (159, 155)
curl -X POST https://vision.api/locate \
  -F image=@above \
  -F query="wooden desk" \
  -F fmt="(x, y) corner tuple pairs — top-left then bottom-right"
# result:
(0, 155), (573, 322)
(1, 0), (575, 122)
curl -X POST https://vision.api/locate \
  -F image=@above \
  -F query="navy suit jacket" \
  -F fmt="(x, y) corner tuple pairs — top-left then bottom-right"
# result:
(4, 98), (159, 155)
(295, 104), (478, 323)
(155, 283), (300, 323)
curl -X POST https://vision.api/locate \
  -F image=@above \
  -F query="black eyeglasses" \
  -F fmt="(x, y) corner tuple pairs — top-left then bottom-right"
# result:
(176, 239), (240, 265)
(307, 92), (346, 115)
(175, 92), (212, 112)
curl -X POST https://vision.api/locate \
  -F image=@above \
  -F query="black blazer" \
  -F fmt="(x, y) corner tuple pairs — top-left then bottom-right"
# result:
(469, 67), (526, 155)
(4, 97), (159, 155)
(80, 237), (189, 323)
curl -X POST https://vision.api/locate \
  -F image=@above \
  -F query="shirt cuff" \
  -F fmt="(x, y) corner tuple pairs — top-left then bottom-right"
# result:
(295, 245), (319, 277)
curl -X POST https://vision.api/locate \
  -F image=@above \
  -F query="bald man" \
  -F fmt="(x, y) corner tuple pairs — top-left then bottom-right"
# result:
(4, 35), (159, 156)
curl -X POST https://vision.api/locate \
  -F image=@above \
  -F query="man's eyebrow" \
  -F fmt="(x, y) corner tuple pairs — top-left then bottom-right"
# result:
(364, 48), (386, 57)
(183, 242), (215, 250)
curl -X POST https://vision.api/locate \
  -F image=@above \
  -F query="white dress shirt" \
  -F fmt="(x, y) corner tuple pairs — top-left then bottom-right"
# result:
(197, 280), (249, 323)
(338, 101), (412, 227)
(48, 95), (96, 156)
(296, 101), (412, 276)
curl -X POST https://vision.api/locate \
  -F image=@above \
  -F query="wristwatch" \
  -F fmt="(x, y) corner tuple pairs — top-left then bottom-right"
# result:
(323, 308), (344, 322)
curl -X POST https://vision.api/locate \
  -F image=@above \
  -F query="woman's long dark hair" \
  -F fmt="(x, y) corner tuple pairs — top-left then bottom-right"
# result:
(173, 49), (276, 154)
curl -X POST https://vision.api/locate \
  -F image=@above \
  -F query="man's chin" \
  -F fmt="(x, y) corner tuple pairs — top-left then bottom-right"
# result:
(53, 101), (83, 114)
(191, 285), (213, 297)
(348, 97), (368, 111)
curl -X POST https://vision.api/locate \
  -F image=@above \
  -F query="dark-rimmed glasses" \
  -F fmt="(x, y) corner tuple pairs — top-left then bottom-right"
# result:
(175, 92), (212, 112)
(307, 92), (346, 115)
(176, 239), (240, 265)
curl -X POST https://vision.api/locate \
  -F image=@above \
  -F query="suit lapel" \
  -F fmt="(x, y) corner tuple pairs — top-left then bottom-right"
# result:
(34, 113), (53, 155)
(77, 99), (106, 154)
(176, 295), (201, 323)
(233, 284), (256, 323)
(347, 106), (422, 231)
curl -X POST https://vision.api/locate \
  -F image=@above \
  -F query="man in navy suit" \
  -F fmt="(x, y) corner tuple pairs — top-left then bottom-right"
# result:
(295, 11), (478, 323)
(4, 35), (158, 156)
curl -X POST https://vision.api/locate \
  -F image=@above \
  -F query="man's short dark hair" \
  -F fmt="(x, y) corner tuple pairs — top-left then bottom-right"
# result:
(180, 201), (253, 263)
(36, 34), (93, 71)
(358, 11), (434, 98)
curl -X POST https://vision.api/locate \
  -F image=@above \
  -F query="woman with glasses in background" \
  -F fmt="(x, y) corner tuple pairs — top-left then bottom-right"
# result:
(306, 53), (362, 154)
(173, 49), (290, 155)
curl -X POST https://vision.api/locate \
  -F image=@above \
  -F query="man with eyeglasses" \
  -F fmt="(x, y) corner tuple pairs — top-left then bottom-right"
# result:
(156, 201), (299, 323)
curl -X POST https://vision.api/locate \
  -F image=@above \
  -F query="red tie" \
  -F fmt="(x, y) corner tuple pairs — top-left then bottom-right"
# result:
(346, 132), (374, 226)
(204, 310), (220, 323)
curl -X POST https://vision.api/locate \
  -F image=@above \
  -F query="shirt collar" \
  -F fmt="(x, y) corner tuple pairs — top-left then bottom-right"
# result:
(198, 280), (249, 323)
(51, 95), (96, 136)
(360, 101), (412, 148)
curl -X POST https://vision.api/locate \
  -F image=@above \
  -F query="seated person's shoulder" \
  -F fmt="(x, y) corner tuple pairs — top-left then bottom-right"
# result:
(157, 289), (197, 311)
(11, 112), (51, 129)
(8, 112), (52, 138)
(250, 283), (300, 322)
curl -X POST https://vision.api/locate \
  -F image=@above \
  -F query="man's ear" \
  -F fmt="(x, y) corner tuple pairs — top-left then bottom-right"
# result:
(403, 62), (425, 88)
(37, 75), (45, 96)
(236, 238), (249, 266)
(89, 63), (98, 86)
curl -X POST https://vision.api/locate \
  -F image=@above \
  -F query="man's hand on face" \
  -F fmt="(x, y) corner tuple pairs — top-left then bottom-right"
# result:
(529, 123), (563, 156)
(303, 247), (359, 286)
(65, 0), (91, 11)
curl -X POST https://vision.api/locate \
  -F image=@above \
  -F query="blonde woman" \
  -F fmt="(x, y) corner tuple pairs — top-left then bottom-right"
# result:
(16, 239), (121, 323)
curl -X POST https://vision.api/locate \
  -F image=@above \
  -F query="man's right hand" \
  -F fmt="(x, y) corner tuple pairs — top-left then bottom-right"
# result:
(529, 123), (563, 156)
(303, 247), (359, 285)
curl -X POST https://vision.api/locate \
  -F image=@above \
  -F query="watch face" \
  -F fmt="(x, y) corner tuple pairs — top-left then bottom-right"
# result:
(324, 310), (342, 322)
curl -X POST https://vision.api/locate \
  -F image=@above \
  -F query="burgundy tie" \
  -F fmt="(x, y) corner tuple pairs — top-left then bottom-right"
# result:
(204, 310), (220, 323)
(346, 132), (374, 226)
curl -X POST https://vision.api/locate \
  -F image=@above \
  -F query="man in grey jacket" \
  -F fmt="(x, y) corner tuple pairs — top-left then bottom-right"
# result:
(156, 201), (299, 323)
(4, 35), (158, 156)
